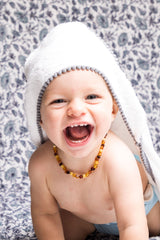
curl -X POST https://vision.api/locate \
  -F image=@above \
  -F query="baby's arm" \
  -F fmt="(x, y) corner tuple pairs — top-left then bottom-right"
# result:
(107, 139), (148, 240)
(29, 149), (64, 240)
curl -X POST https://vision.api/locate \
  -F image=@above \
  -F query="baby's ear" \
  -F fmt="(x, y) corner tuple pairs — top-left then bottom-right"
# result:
(112, 100), (119, 119)
(39, 120), (44, 128)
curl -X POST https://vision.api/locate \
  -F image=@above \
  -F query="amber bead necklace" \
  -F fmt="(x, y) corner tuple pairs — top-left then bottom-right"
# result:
(53, 134), (107, 179)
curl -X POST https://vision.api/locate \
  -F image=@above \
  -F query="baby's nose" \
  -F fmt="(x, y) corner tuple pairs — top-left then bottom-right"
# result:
(67, 99), (86, 117)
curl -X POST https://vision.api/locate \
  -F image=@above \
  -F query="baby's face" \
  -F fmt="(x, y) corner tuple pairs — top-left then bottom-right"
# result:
(40, 70), (117, 157)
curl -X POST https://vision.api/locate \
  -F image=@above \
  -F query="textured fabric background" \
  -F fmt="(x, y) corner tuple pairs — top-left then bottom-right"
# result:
(0, 0), (160, 239)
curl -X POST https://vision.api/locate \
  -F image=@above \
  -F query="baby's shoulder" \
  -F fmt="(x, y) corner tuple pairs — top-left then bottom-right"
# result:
(103, 132), (138, 185)
(28, 140), (53, 176)
(104, 131), (135, 166)
(107, 131), (130, 150)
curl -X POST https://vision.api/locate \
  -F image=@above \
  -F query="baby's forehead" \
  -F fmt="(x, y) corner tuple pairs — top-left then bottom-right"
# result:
(43, 69), (111, 95)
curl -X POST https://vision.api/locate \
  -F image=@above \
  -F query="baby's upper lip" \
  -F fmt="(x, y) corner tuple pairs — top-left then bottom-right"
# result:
(64, 122), (93, 129)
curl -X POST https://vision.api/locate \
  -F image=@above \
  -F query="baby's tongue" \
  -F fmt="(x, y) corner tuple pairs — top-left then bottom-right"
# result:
(67, 126), (88, 140)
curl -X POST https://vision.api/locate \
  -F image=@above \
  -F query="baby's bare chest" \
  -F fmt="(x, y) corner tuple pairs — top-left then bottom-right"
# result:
(49, 172), (116, 223)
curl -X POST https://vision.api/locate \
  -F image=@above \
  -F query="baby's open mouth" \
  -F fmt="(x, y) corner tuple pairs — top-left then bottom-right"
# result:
(64, 124), (93, 143)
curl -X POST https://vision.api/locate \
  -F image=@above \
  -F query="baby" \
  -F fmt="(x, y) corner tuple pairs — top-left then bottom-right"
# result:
(24, 22), (160, 240)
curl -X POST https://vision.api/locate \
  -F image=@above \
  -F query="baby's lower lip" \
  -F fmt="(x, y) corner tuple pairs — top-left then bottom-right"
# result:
(64, 134), (91, 147)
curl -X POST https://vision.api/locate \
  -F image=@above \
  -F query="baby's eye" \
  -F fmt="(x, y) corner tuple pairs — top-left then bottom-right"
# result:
(86, 94), (99, 100)
(49, 98), (67, 108)
(86, 94), (101, 104)
(49, 99), (66, 105)
(53, 99), (65, 104)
